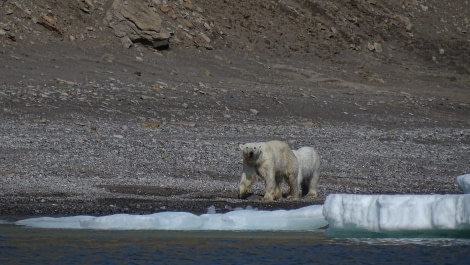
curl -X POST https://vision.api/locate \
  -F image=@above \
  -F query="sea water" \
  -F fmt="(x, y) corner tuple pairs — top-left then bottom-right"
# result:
(1, 225), (470, 265)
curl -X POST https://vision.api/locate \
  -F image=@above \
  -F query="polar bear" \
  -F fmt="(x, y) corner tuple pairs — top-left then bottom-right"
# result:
(239, 140), (299, 201)
(292, 147), (320, 197)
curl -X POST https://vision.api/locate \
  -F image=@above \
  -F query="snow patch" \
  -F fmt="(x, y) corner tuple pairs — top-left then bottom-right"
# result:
(15, 205), (328, 231)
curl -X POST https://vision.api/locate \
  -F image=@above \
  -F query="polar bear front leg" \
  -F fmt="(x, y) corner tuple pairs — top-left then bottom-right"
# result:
(239, 163), (257, 199)
(259, 168), (277, 201)
(262, 179), (277, 201)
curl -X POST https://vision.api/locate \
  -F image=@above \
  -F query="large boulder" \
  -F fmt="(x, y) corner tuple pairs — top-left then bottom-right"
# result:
(105, 0), (171, 49)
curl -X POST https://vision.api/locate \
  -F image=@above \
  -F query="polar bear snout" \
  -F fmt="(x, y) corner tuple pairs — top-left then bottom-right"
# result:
(249, 151), (254, 157)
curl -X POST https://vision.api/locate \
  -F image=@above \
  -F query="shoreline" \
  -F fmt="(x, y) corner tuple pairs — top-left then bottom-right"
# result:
(1, 43), (469, 221)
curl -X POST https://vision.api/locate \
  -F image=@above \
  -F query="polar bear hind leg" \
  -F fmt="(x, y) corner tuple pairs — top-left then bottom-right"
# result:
(306, 169), (319, 197)
(286, 170), (300, 200)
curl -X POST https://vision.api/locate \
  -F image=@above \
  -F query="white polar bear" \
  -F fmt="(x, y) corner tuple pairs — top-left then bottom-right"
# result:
(239, 140), (300, 201)
(292, 147), (320, 197)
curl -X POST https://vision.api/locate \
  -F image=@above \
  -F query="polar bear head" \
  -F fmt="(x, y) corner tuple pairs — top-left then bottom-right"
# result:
(239, 142), (263, 162)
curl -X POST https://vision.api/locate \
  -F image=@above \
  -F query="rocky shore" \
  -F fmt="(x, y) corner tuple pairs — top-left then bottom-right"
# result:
(0, 1), (469, 220)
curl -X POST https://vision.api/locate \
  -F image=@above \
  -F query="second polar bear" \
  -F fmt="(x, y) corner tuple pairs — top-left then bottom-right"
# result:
(239, 140), (300, 201)
(292, 147), (320, 197)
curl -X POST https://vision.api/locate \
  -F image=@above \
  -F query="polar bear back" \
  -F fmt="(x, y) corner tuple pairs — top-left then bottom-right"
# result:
(240, 140), (297, 171)
(260, 140), (297, 171)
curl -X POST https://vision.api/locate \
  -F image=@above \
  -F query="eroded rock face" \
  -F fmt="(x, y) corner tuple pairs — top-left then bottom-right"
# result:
(105, 0), (171, 49)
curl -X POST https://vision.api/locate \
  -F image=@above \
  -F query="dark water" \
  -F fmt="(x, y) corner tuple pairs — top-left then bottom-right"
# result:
(1, 225), (470, 265)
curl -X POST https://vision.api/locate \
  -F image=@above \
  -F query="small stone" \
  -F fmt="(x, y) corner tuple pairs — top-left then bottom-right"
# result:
(39, 15), (65, 35)
(54, 78), (77, 86)
(200, 32), (211, 43)
(184, 0), (194, 10)
(250, 109), (259, 115)
(141, 122), (160, 129)
(181, 19), (193, 29)
(121, 37), (133, 48)
(35, 118), (48, 124)
(373, 42), (383, 53)
(83, 0), (96, 11)
(160, 5), (177, 20)
(159, 5), (171, 13)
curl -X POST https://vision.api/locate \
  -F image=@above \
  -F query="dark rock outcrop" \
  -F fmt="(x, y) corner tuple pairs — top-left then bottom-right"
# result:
(105, 0), (171, 49)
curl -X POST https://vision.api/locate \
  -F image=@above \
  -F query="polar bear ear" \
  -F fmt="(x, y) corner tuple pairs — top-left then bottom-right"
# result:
(239, 144), (244, 150)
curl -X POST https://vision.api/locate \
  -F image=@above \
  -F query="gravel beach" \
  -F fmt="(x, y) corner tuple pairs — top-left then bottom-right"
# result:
(1, 1), (469, 220)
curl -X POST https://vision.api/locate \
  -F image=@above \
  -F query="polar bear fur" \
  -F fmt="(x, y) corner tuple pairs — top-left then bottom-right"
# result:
(239, 140), (300, 201)
(292, 147), (320, 197)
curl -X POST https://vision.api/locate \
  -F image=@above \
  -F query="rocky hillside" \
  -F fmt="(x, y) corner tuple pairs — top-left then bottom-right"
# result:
(1, 0), (469, 72)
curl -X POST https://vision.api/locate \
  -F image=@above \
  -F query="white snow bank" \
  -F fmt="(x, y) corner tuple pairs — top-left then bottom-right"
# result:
(15, 205), (328, 231)
(457, 174), (470, 194)
(323, 194), (470, 234)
